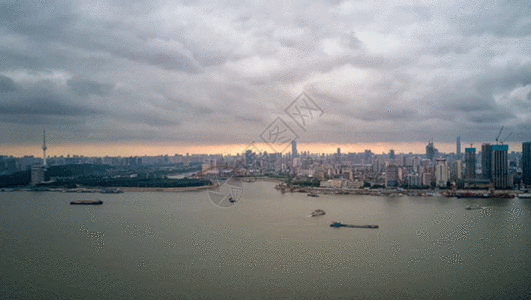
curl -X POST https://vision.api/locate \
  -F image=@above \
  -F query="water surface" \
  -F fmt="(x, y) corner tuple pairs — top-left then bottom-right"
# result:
(1, 181), (530, 299)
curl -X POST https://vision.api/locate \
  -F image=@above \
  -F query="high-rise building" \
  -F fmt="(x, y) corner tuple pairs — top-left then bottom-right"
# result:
(450, 160), (463, 182)
(435, 158), (449, 187)
(426, 142), (435, 161)
(523, 142), (531, 186)
(465, 148), (476, 180)
(456, 136), (461, 159)
(492, 145), (509, 189)
(291, 140), (298, 159)
(481, 143), (492, 181)
(389, 149), (396, 160)
(385, 163), (399, 188)
(337, 148), (341, 160)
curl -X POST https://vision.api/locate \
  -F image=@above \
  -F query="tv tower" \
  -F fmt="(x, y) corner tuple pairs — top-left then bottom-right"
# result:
(42, 130), (47, 167)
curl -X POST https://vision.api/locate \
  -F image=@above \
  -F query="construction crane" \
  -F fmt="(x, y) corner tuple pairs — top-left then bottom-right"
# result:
(501, 132), (513, 145)
(495, 126), (504, 144)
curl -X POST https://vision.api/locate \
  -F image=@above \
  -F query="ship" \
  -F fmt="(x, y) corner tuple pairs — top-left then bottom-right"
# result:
(311, 209), (325, 216)
(307, 192), (319, 197)
(70, 200), (103, 205)
(518, 194), (531, 199)
(330, 222), (379, 229)
(465, 205), (484, 210)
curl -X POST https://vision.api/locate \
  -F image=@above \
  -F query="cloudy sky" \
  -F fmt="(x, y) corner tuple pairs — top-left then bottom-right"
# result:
(1, 0), (530, 156)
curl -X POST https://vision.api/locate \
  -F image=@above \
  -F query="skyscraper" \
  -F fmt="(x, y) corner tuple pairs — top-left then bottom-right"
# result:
(435, 158), (449, 187)
(389, 149), (396, 160)
(385, 163), (399, 188)
(481, 143), (492, 181)
(465, 147), (476, 180)
(291, 140), (298, 159)
(456, 136), (461, 159)
(426, 142), (435, 161)
(492, 144), (509, 189)
(523, 142), (531, 186)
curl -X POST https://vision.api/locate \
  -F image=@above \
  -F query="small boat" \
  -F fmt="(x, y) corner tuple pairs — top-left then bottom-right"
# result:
(307, 193), (319, 197)
(465, 205), (484, 210)
(518, 194), (531, 199)
(70, 200), (103, 205)
(228, 197), (236, 203)
(311, 209), (325, 216)
(330, 221), (379, 229)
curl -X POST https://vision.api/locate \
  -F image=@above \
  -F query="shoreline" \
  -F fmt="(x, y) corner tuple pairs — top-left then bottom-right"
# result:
(120, 184), (218, 193)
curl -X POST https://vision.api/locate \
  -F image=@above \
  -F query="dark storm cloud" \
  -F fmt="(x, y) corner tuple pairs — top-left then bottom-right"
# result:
(1, 0), (531, 146)
(0, 75), (17, 92)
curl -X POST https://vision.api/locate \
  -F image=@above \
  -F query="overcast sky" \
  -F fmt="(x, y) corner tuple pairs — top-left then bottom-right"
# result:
(1, 0), (530, 155)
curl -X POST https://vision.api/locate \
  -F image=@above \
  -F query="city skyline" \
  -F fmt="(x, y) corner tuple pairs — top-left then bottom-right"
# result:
(1, 0), (531, 154)
(1, 140), (526, 158)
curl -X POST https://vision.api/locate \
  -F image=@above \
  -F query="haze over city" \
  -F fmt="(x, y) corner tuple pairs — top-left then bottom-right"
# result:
(1, 0), (530, 157)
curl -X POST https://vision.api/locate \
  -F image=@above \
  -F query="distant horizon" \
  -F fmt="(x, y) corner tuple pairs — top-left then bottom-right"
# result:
(2, 141), (525, 158)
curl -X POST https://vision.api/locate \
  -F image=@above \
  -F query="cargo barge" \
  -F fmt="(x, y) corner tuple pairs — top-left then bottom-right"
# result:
(70, 200), (103, 205)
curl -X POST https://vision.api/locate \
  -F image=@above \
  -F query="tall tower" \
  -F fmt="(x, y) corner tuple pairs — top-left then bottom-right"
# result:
(465, 147), (476, 180)
(492, 145), (509, 189)
(426, 141), (435, 161)
(456, 136), (461, 158)
(42, 130), (47, 167)
(291, 140), (298, 159)
(523, 142), (531, 186)
(481, 143), (492, 181)
(435, 158), (449, 187)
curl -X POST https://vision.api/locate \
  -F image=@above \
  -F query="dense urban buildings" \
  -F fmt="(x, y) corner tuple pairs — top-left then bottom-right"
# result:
(2, 134), (530, 191)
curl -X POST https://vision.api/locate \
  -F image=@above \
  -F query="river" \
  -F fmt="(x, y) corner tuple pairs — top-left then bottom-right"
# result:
(1, 181), (530, 299)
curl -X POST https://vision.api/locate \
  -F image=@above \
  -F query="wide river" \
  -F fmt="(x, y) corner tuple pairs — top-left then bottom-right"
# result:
(1, 181), (530, 299)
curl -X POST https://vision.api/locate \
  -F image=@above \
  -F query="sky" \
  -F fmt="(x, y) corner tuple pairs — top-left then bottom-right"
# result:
(1, 0), (530, 157)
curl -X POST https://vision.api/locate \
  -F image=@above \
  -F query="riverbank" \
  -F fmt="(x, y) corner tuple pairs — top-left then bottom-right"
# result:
(277, 184), (523, 198)
(120, 184), (218, 193)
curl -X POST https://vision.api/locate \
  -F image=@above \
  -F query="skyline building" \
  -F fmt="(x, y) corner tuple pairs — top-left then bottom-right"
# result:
(456, 136), (461, 159)
(385, 163), (398, 188)
(450, 160), (463, 182)
(426, 141), (435, 161)
(481, 143), (492, 181)
(389, 149), (396, 160)
(523, 142), (531, 186)
(465, 147), (476, 180)
(291, 140), (298, 159)
(435, 158), (449, 187)
(492, 144), (509, 189)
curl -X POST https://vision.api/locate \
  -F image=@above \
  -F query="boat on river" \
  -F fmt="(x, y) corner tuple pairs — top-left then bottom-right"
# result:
(330, 222), (378, 229)
(311, 209), (325, 216)
(518, 194), (531, 199)
(70, 200), (103, 205)
(465, 205), (485, 210)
